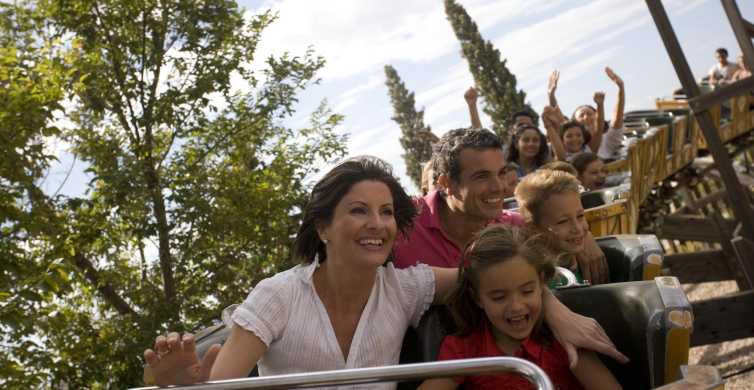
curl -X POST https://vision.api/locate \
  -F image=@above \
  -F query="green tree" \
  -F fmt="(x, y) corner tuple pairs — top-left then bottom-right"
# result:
(0, 0), (347, 387)
(444, 0), (537, 140)
(0, 2), (71, 387)
(384, 65), (437, 189)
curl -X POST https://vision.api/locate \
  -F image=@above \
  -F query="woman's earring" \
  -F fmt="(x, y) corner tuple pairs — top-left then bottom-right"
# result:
(322, 239), (328, 245)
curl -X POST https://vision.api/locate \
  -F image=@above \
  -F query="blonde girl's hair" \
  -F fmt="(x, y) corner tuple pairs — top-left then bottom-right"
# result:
(514, 169), (581, 226)
(449, 225), (556, 336)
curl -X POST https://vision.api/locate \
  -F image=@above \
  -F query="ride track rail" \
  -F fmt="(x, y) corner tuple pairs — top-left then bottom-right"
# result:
(130, 357), (554, 390)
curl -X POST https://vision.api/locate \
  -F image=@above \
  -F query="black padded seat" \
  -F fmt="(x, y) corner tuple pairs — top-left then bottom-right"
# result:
(597, 235), (664, 282)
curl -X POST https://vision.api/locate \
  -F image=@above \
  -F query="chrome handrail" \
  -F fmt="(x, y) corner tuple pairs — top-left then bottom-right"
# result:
(130, 357), (554, 390)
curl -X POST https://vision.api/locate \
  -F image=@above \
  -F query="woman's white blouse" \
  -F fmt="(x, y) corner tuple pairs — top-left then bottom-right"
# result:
(230, 260), (435, 389)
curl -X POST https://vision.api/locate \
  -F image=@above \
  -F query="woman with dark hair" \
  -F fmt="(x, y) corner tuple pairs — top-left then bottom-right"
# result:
(144, 156), (457, 388)
(506, 125), (551, 178)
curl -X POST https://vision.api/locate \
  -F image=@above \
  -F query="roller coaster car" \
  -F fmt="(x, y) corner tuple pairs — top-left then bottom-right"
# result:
(400, 276), (692, 390)
(184, 237), (677, 389)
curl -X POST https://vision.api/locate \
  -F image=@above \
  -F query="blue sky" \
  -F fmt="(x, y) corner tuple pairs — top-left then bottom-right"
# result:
(45, 0), (754, 197)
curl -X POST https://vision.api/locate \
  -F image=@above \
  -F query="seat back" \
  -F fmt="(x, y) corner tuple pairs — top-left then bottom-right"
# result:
(597, 234), (664, 281)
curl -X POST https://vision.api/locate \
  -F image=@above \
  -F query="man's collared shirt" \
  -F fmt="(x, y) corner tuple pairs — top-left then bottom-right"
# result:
(393, 190), (525, 269)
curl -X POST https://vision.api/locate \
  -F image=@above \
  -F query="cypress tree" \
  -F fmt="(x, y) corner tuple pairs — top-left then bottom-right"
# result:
(384, 64), (437, 189)
(445, 0), (537, 140)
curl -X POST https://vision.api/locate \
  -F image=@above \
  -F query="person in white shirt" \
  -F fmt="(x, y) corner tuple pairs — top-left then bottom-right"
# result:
(142, 156), (626, 388)
(709, 48), (739, 86)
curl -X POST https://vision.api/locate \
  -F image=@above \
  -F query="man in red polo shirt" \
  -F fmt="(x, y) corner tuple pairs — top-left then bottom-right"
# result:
(394, 128), (608, 285)
(393, 128), (621, 367)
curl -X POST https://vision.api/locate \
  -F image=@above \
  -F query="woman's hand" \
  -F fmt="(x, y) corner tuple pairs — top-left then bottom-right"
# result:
(143, 332), (221, 386)
(543, 290), (629, 368)
(605, 67), (624, 88)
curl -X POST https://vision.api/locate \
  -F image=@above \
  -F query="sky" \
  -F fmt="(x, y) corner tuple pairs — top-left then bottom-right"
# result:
(45, 0), (754, 197)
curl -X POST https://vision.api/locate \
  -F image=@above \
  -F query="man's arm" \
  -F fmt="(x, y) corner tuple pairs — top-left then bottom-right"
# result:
(542, 288), (629, 368)
(464, 87), (482, 129)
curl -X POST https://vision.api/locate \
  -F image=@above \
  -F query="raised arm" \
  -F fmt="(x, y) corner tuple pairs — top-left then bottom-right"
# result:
(605, 67), (625, 130)
(464, 87), (482, 129)
(587, 92), (605, 154)
(547, 69), (560, 109)
(542, 288), (629, 368)
(542, 105), (568, 161)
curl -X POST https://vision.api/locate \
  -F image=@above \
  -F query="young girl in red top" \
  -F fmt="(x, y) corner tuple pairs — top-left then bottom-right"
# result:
(418, 225), (621, 390)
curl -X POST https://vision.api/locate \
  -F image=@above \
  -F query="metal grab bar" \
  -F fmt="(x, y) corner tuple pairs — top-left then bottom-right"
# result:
(130, 357), (554, 390)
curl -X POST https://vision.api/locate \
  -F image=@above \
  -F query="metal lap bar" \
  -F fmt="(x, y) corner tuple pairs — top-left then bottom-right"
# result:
(130, 357), (554, 390)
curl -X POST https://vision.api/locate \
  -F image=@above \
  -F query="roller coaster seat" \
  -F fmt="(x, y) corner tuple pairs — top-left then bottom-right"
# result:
(400, 276), (692, 390)
(598, 234), (664, 282)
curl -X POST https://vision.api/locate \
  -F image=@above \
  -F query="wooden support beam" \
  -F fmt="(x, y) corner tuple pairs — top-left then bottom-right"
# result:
(658, 214), (736, 242)
(722, 0), (754, 73)
(731, 236), (754, 288)
(663, 250), (734, 283)
(691, 290), (754, 346)
(712, 213), (751, 290)
(688, 77), (754, 112)
(646, 0), (754, 244)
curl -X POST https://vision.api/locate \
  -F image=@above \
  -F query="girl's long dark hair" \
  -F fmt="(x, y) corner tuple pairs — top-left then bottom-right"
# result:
(448, 225), (556, 336)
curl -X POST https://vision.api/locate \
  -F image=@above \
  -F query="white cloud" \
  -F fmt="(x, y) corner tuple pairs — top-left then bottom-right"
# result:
(248, 0), (558, 82)
(333, 73), (384, 112)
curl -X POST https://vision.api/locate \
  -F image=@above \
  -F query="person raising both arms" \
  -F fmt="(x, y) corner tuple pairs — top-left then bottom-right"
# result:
(418, 225), (622, 390)
(547, 67), (626, 161)
(143, 155), (626, 387)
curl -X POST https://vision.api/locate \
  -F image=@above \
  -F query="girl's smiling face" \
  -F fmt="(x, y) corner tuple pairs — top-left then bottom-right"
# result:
(562, 126), (585, 153)
(475, 257), (543, 353)
(517, 129), (542, 160)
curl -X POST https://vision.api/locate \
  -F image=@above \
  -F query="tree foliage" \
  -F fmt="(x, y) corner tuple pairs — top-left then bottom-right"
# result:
(384, 65), (437, 189)
(0, 0), (347, 387)
(444, 0), (537, 140)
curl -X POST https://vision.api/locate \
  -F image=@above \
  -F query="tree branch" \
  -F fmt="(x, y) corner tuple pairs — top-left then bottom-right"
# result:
(73, 252), (139, 317)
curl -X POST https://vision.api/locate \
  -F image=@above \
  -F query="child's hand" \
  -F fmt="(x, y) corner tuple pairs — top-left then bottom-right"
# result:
(576, 232), (609, 284)
(144, 332), (221, 386)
